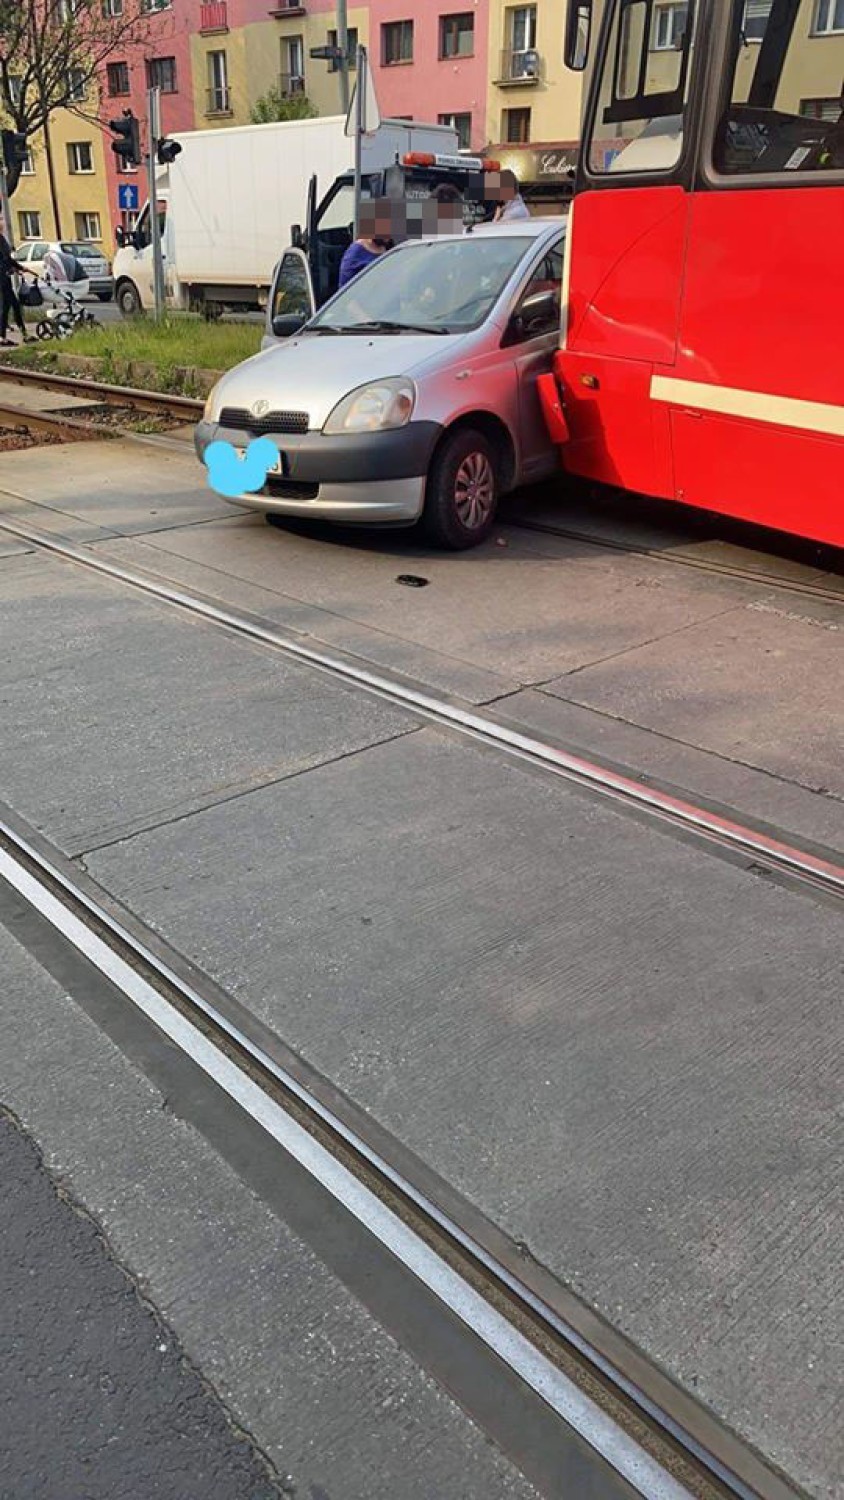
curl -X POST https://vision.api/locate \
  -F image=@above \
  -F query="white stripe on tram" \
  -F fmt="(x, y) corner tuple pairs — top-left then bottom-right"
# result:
(650, 375), (844, 440)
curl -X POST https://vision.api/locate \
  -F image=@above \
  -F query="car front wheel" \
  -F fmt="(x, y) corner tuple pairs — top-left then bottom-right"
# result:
(117, 281), (142, 317)
(422, 428), (499, 549)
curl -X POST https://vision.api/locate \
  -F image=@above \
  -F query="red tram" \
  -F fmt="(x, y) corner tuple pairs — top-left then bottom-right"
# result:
(540, 0), (844, 546)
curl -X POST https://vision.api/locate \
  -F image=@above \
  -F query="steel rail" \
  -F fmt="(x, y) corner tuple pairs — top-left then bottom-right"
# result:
(0, 400), (120, 442)
(0, 811), (808, 1500)
(2, 513), (842, 903)
(0, 362), (203, 419)
(504, 518), (844, 606)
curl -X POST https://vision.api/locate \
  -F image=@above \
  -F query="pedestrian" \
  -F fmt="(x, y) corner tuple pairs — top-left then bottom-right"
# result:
(493, 169), (531, 222)
(0, 223), (35, 346)
(429, 181), (465, 235)
(338, 201), (394, 288)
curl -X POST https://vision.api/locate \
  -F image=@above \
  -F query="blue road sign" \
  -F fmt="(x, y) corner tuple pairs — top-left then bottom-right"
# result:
(118, 183), (139, 211)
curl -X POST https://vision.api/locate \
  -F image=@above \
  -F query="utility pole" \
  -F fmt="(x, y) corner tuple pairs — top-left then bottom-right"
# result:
(147, 87), (165, 322)
(353, 44), (364, 238)
(336, 0), (350, 115)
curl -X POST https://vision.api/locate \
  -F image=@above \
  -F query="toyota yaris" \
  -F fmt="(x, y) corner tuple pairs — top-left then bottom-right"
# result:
(195, 220), (565, 549)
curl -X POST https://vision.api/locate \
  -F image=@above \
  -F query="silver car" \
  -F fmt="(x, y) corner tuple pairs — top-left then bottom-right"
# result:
(194, 220), (565, 548)
(15, 240), (114, 301)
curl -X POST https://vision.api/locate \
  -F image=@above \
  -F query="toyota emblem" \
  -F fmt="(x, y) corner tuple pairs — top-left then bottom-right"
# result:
(251, 399), (270, 417)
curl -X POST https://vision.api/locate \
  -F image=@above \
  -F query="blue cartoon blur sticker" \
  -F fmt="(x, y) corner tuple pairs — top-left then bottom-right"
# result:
(203, 437), (278, 499)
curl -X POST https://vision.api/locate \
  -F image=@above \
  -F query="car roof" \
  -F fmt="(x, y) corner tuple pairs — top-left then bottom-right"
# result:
(468, 216), (566, 236)
(390, 218), (565, 253)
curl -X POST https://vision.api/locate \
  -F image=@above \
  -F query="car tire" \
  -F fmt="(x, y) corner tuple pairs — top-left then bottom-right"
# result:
(422, 427), (499, 550)
(117, 281), (142, 317)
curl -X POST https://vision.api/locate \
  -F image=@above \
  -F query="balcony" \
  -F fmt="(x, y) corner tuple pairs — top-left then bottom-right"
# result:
(496, 48), (542, 85)
(268, 1), (306, 15)
(199, 2), (228, 33)
(206, 85), (232, 115)
(279, 72), (306, 97)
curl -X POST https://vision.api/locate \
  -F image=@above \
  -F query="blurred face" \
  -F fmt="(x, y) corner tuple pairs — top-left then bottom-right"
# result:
(360, 201), (400, 247)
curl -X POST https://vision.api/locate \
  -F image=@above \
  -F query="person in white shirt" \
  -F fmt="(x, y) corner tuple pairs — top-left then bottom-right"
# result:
(494, 170), (530, 222)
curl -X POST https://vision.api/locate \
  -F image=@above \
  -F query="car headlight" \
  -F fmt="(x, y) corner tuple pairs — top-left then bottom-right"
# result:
(323, 378), (415, 435)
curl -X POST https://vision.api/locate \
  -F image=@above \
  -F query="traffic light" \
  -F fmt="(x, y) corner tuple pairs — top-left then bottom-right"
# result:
(1, 130), (29, 196)
(109, 110), (141, 168)
(156, 137), (182, 166)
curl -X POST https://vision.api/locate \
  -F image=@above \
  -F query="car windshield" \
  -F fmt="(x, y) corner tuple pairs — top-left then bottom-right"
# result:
(61, 243), (100, 259)
(309, 235), (535, 335)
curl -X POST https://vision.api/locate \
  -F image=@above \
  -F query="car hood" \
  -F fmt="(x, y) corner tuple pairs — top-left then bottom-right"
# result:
(210, 331), (471, 430)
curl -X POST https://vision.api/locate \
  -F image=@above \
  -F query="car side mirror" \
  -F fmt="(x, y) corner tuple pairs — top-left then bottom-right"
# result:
(291, 223), (303, 249)
(505, 287), (560, 344)
(115, 227), (126, 248)
(272, 312), (307, 339)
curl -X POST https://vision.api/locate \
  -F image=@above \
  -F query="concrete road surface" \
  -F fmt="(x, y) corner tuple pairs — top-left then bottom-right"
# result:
(1, 434), (842, 1500)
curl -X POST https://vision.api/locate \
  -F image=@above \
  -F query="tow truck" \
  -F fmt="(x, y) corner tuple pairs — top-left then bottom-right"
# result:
(267, 151), (502, 338)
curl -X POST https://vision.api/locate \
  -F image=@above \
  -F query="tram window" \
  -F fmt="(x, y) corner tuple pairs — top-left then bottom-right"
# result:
(586, 0), (695, 174)
(714, 0), (844, 174)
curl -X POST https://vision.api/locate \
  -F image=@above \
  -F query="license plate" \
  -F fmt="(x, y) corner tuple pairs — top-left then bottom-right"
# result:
(235, 447), (283, 476)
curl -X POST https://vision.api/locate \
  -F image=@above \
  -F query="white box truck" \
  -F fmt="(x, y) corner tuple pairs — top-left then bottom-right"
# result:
(112, 115), (458, 318)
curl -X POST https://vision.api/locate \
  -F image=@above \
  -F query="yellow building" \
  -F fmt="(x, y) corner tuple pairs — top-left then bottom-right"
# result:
(5, 84), (112, 251)
(189, 2), (370, 131)
(485, 0), (584, 207)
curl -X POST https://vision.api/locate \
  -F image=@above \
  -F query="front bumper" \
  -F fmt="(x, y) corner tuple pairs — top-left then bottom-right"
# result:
(194, 419), (441, 524)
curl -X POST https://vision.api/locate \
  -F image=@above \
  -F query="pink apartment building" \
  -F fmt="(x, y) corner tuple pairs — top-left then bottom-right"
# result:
(367, 2), (490, 152)
(99, 0), (195, 237)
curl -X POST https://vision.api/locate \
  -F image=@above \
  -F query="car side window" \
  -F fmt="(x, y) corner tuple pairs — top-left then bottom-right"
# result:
(509, 240), (564, 342)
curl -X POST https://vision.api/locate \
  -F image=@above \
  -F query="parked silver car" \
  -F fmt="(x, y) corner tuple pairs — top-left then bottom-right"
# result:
(15, 240), (114, 301)
(194, 220), (565, 548)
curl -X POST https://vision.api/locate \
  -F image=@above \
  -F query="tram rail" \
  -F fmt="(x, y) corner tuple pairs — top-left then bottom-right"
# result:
(0, 804), (809, 1500)
(0, 364), (840, 607)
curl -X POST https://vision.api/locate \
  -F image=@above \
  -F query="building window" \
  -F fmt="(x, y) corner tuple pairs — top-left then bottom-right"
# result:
(382, 20), (413, 65)
(102, 0), (124, 15)
(507, 4), (537, 52)
(812, 0), (844, 31)
(8, 75), (22, 106)
(140, 0), (172, 12)
(107, 61), (130, 96)
(800, 96), (843, 120)
(19, 210), (41, 238)
(66, 67), (86, 101)
(327, 27), (358, 69)
(280, 36), (305, 94)
(742, 0), (772, 39)
(440, 12), (474, 58)
(56, 0), (82, 18)
(207, 51), (230, 113)
(68, 141), (94, 173)
(438, 111), (472, 149)
(20, 148), (35, 175)
(503, 106), (531, 143)
(75, 212), (102, 241)
(147, 56), (178, 93)
(652, 4), (688, 48)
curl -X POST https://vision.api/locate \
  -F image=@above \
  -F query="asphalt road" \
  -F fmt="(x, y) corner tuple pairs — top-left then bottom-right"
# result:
(0, 1106), (286, 1500)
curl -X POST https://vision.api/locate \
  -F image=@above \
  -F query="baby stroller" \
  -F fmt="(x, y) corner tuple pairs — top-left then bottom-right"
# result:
(22, 273), (99, 340)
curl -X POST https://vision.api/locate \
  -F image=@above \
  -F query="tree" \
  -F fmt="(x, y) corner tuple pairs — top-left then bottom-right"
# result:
(0, 0), (153, 141)
(249, 87), (318, 125)
(0, 0), (156, 235)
